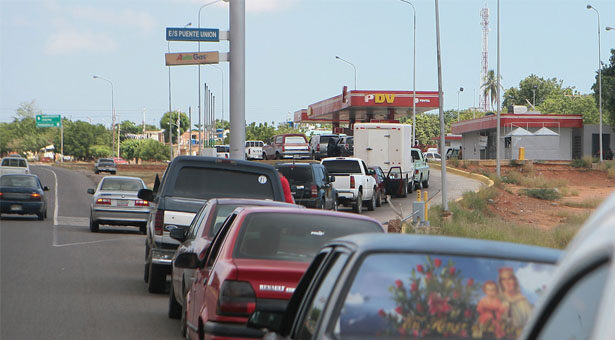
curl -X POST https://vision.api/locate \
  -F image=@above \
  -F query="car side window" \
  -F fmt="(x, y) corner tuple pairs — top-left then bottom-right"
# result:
(188, 202), (213, 240)
(296, 252), (349, 340)
(275, 136), (283, 144)
(204, 213), (237, 269)
(361, 161), (369, 174)
(535, 262), (610, 340)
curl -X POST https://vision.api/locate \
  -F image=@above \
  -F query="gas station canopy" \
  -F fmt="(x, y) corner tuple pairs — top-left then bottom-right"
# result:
(294, 88), (440, 124)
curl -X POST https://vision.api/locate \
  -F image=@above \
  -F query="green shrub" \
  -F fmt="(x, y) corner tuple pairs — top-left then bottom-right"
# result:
(522, 188), (561, 200)
(570, 156), (593, 169)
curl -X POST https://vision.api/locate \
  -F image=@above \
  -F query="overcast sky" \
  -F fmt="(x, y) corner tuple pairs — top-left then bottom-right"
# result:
(1, 0), (613, 127)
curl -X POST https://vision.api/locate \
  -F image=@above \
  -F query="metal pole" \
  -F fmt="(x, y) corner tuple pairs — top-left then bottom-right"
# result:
(335, 56), (357, 90)
(230, 0), (246, 160)
(142, 106), (146, 134)
(588, 5), (603, 162)
(496, 0), (501, 177)
(198, 87), (202, 155)
(117, 114), (120, 158)
(400, 0), (416, 146)
(205, 84), (209, 147)
(435, 0), (447, 212)
(168, 41), (173, 160)
(189, 106), (192, 155)
(93, 75), (115, 158)
(212, 65), (224, 122)
(177, 110), (181, 156)
(60, 119), (64, 163)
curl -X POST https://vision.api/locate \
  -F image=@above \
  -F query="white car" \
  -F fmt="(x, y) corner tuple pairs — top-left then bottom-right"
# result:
(215, 145), (230, 159)
(245, 140), (264, 160)
(424, 151), (442, 162)
(0, 157), (30, 176)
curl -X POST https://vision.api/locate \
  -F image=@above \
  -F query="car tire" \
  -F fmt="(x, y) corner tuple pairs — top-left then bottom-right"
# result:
(37, 212), (45, 220)
(367, 189), (376, 211)
(275, 152), (281, 160)
(95, 170), (100, 174)
(422, 175), (429, 188)
(333, 197), (338, 211)
(90, 218), (99, 232)
(401, 181), (408, 198)
(318, 199), (325, 210)
(407, 178), (413, 194)
(180, 297), (188, 337)
(262, 152), (267, 160)
(148, 262), (166, 294)
(139, 224), (146, 235)
(376, 190), (382, 207)
(144, 262), (150, 283)
(168, 283), (182, 319)
(111, 171), (116, 175)
(352, 191), (363, 214)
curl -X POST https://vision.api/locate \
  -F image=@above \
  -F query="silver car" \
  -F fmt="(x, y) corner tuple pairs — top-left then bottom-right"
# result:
(87, 176), (149, 233)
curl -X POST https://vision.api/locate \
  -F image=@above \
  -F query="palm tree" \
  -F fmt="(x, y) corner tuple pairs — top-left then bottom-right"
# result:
(481, 70), (502, 111)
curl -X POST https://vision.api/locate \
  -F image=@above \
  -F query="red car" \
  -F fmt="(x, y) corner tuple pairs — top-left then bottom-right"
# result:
(179, 206), (385, 340)
(368, 166), (386, 207)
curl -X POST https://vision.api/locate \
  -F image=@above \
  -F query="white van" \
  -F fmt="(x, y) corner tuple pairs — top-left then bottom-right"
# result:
(245, 140), (264, 160)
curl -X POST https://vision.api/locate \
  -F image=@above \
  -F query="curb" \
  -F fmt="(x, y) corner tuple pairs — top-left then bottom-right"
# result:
(428, 163), (494, 202)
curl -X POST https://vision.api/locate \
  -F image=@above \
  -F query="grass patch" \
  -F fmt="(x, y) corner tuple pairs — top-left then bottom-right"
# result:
(570, 156), (594, 169)
(500, 170), (566, 189)
(608, 168), (615, 179)
(561, 197), (604, 209)
(522, 188), (562, 200)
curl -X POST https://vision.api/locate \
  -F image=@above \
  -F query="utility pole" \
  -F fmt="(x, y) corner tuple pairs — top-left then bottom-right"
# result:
(229, 0), (246, 160)
(189, 106), (192, 155)
(435, 0), (448, 212)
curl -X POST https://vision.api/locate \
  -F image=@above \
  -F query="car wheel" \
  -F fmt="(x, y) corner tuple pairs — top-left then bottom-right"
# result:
(318, 199), (325, 210)
(376, 190), (382, 207)
(275, 152), (282, 160)
(180, 296), (188, 337)
(144, 261), (150, 283)
(90, 217), (99, 232)
(401, 181), (408, 198)
(139, 224), (146, 235)
(37, 212), (45, 220)
(352, 191), (363, 214)
(333, 197), (338, 211)
(407, 178), (413, 194)
(168, 283), (182, 319)
(367, 189), (376, 211)
(417, 175), (423, 190)
(111, 171), (116, 175)
(422, 175), (429, 188)
(148, 262), (166, 294)
(44, 210), (47, 219)
(95, 170), (100, 174)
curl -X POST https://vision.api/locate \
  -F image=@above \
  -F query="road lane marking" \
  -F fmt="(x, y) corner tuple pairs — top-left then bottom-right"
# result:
(56, 216), (89, 226)
(52, 237), (129, 248)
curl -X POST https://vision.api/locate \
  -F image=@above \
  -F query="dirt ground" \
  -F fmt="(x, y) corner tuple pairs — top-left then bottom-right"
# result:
(462, 163), (615, 229)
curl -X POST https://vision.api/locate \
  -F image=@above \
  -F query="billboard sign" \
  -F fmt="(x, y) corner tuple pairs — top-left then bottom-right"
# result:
(165, 52), (220, 66)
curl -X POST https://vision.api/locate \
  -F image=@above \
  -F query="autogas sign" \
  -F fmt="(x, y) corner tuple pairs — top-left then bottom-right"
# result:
(165, 52), (220, 66)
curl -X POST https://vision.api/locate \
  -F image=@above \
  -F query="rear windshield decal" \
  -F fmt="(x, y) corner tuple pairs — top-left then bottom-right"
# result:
(258, 175), (268, 184)
(259, 284), (295, 293)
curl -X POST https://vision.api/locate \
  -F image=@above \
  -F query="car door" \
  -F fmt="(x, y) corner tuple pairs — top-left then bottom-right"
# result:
(384, 166), (403, 195)
(320, 166), (335, 209)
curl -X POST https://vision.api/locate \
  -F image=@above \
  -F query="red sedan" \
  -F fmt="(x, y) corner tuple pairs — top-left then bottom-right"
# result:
(180, 206), (385, 340)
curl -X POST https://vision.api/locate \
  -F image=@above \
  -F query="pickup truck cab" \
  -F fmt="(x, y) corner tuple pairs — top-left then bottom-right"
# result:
(0, 157), (30, 176)
(245, 140), (264, 160)
(411, 148), (430, 189)
(263, 134), (310, 160)
(321, 157), (377, 214)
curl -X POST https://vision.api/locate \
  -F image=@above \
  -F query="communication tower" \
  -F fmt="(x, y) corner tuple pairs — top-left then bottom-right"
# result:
(480, 4), (489, 111)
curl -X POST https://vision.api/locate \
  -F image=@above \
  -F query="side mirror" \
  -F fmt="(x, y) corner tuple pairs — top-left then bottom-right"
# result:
(169, 225), (189, 242)
(138, 188), (154, 202)
(329, 176), (335, 183)
(174, 252), (201, 269)
(87, 188), (95, 194)
(43, 186), (50, 191)
(247, 310), (285, 333)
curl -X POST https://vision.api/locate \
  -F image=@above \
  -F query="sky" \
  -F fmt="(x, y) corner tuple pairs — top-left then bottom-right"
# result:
(1, 0), (614, 128)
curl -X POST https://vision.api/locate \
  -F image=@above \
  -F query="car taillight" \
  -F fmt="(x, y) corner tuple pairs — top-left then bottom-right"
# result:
(96, 198), (111, 205)
(225, 154), (228, 158)
(30, 192), (42, 200)
(311, 184), (318, 198)
(0, 192), (3, 200)
(316, 144), (320, 151)
(282, 145), (286, 152)
(415, 169), (419, 175)
(350, 176), (355, 189)
(135, 200), (149, 207)
(218, 280), (256, 317)
(154, 210), (164, 235)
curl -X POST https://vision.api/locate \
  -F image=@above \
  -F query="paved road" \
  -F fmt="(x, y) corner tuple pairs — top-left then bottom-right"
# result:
(1, 165), (482, 339)
(1, 165), (181, 340)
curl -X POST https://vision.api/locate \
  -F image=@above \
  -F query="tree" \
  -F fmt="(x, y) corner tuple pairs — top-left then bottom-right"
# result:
(58, 120), (110, 159)
(215, 119), (230, 131)
(120, 139), (141, 161)
(136, 139), (170, 161)
(15, 100), (41, 119)
(592, 49), (615, 125)
(481, 70), (502, 111)
(539, 93), (600, 124)
(89, 145), (113, 158)
(503, 74), (567, 108)
(160, 111), (190, 144)
(119, 120), (143, 135)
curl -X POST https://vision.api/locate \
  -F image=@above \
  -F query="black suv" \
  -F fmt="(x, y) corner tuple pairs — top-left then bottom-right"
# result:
(138, 156), (286, 293)
(275, 163), (337, 210)
(94, 158), (117, 174)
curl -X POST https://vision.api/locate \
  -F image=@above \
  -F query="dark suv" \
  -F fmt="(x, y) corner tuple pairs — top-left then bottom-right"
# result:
(137, 156), (286, 293)
(94, 158), (117, 174)
(275, 163), (337, 210)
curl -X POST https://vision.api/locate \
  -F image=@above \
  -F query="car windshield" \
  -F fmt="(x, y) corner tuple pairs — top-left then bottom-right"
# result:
(276, 166), (312, 183)
(173, 167), (275, 200)
(234, 212), (382, 262)
(1, 158), (27, 167)
(322, 160), (362, 174)
(0, 176), (38, 187)
(285, 136), (306, 144)
(100, 178), (144, 191)
(333, 253), (556, 339)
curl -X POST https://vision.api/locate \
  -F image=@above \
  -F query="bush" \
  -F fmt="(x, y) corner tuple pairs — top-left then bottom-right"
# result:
(522, 188), (561, 200)
(570, 156), (593, 169)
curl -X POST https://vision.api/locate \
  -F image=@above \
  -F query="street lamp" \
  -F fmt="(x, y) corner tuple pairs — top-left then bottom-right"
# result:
(168, 22), (192, 160)
(532, 85), (537, 108)
(399, 0), (417, 147)
(587, 4), (603, 162)
(335, 56), (357, 90)
(210, 65), (225, 123)
(457, 87), (464, 122)
(93, 75), (116, 158)
(607, 26), (614, 31)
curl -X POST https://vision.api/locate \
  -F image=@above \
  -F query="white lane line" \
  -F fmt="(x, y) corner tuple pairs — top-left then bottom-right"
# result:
(52, 237), (128, 248)
(37, 166), (60, 246)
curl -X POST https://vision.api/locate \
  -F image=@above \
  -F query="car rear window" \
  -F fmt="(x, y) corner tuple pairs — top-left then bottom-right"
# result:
(334, 253), (556, 339)
(1, 158), (27, 167)
(216, 145), (230, 152)
(322, 160), (362, 174)
(234, 212), (382, 262)
(0, 176), (37, 187)
(285, 136), (306, 144)
(319, 136), (335, 144)
(276, 166), (312, 183)
(173, 167), (275, 200)
(100, 178), (144, 191)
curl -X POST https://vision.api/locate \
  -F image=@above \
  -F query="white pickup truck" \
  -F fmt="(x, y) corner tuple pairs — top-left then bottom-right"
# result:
(321, 157), (377, 214)
(0, 157), (30, 176)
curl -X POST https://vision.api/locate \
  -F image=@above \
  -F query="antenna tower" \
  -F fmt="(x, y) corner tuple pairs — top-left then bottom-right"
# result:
(480, 4), (489, 111)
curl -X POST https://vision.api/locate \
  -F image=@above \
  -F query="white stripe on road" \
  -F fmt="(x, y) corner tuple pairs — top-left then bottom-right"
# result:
(37, 166), (60, 245)
(52, 237), (129, 248)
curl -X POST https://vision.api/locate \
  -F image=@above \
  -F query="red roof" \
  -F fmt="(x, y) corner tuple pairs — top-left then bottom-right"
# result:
(451, 114), (583, 134)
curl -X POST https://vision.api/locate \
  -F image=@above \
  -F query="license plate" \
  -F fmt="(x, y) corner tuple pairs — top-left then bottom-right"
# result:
(10, 204), (22, 211)
(117, 200), (129, 207)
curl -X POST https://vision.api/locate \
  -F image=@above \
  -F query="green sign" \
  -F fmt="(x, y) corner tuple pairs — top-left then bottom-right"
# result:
(36, 114), (61, 127)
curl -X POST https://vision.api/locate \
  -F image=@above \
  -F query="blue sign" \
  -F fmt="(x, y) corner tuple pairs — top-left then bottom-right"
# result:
(166, 27), (219, 42)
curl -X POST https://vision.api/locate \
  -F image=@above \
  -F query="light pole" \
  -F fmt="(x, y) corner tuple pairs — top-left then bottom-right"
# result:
(532, 85), (537, 108)
(168, 22), (192, 160)
(606, 26), (614, 31)
(457, 87), (464, 122)
(93, 75), (116, 158)
(335, 56), (357, 90)
(435, 0), (447, 212)
(496, 0), (501, 177)
(210, 65), (225, 123)
(399, 0), (417, 146)
(587, 4), (603, 162)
